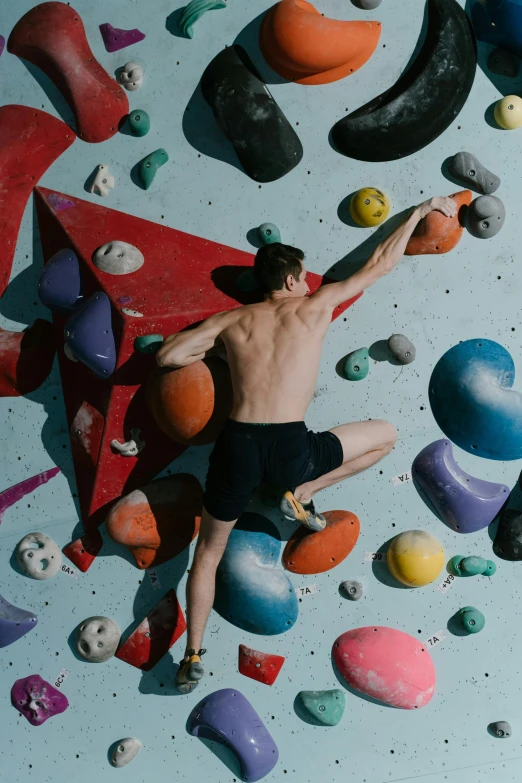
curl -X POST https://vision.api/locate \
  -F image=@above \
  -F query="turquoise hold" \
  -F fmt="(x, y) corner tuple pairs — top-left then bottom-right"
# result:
(134, 334), (164, 354)
(448, 555), (496, 577)
(180, 0), (227, 39)
(298, 690), (346, 726)
(128, 109), (150, 137)
(258, 223), (281, 245)
(458, 606), (485, 634)
(138, 149), (169, 190)
(342, 348), (369, 381)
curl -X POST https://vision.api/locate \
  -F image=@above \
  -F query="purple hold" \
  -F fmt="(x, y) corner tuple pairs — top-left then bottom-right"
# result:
(0, 593), (38, 648)
(412, 439), (509, 534)
(64, 291), (116, 378)
(46, 192), (75, 212)
(11, 674), (68, 726)
(0, 36), (5, 58)
(99, 23), (146, 52)
(39, 248), (82, 312)
(188, 688), (278, 782)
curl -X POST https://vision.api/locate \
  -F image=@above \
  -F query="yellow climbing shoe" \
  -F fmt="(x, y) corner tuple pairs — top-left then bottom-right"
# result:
(175, 648), (206, 694)
(280, 491), (326, 532)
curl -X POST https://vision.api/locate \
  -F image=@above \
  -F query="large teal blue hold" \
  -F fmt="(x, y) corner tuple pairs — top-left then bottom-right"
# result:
(138, 149), (169, 190)
(180, 0), (227, 39)
(342, 348), (369, 381)
(214, 512), (298, 635)
(458, 606), (486, 635)
(258, 223), (281, 245)
(429, 339), (522, 460)
(448, 555), (496, 577)
(298, 690), (346, 726)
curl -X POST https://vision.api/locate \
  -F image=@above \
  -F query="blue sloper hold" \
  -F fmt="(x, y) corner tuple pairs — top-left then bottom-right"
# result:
(64, 291), (116, 378)
(470, 0), (522, 58)
(214, 512), (298, 635)
(0, 592), (38, 648)
(38, 248), (82, 312)
(412, 439), (509, 533)
(429, 339), (522, 460)
(188, 688), (279, 782)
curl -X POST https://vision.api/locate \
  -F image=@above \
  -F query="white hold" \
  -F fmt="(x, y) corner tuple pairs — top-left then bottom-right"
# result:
(122, 308), (144, 317)
(16, 532), (62, 581)
(76, 616), (121, 663)
(117, 62), (144, 91)
(90, 164), (115, 197)
(92, 241), (144, 275)
(110, 737), (142, 767)
(64, 343), (79, 362)
(111, 428), (145, 457)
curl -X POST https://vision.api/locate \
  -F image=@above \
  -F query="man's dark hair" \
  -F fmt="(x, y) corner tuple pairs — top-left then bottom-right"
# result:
(253, 243), (305, 294)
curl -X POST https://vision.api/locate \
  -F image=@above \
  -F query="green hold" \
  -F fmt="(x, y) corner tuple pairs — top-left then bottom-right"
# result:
(458, 606), (485, 634)
(298, 689), (346, 726)
(342, 348), (369, 381)
(134, 334), (164, 354)
(180, 0), (227, 39)
(128, 109), (150, 137)
(448, 555), (496, 577)
(258, 223), (281, 245)
(138, 149), (169, 190)
(236, 269), (259, 293)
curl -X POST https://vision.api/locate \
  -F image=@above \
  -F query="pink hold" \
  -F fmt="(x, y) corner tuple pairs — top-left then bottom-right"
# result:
(0, 467), (60, 524)
(11, 674), (69, 726)
(0, 36), (5, 58)
(117, 295), (132, 305)
(99, 23), (145, 53)
(47, 192), (75, 212)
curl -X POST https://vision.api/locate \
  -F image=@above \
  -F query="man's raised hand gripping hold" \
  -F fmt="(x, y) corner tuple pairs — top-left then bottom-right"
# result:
(156, 196), (457, 693)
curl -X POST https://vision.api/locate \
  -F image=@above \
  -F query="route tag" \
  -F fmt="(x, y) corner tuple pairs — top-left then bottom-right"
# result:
(392, 471), (412, 487)
(295, 584), (318, 597)
(364, 552), (385, 563)
(54, 669), (70, 689)
(424, 630), (446, 649)
(60, 563), (78, 580)
(437, 573), (456, 594)
(147, 568), (161, 590)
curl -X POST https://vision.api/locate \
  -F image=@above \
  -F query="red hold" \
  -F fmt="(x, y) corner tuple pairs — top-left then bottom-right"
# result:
(99, 22), (146, 52)
(115, 589), (186, 671)
(8, 3), (129, 143)
(0, 105), (73, 297)
(238, 644), (285, 686)
(0, 320), (56, 397)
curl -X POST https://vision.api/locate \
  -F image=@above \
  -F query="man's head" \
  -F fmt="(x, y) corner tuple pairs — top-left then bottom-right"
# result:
(253, 243), (309, 297)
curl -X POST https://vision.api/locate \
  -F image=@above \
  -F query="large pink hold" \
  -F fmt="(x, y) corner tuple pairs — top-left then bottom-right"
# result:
(333, 626), (436, 710)
(11, 674), (69, 726)
(0, 467), (59, 524)
(99, 23), (145, 52)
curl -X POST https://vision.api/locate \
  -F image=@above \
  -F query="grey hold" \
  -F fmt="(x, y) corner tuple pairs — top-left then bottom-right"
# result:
(387, 334), (416, 365)
(487, 48), (519, 79)
(109, 737), (142, 767)
(352, 0), (382, 8)
(448, 152), (500, 195)
(340, 580), (363, 600)
(468, 195), (505, 239)
(488, 721), (511, 738)
(76, 616), (121, 663)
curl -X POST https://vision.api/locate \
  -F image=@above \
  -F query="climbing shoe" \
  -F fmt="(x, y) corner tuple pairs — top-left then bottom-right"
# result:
(280, 491), (326, 532)
(175, 648), (206, 694)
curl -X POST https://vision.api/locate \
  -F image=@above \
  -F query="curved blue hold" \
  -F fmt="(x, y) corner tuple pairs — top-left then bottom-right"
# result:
(470, 0), (522, 58)
(64, 292), (116, 378)
(187, 688), (278, 782)
(412, 439), (509, 534)
(38, 248), (82, 312)
(214, 512), (298, 635)
(0, 592), (38, 648)
(429, 339), (522, 460)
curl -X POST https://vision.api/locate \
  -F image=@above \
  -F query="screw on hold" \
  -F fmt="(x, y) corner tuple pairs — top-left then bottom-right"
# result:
(469, 169), (475, 176)
(509, 104), (515, 110)
(145, 632), (150, 638)
(482, 221), (489, 229)
(255, 662), (261, 667)
(318, 705), (325, 712)
(364, 198), (370, 205)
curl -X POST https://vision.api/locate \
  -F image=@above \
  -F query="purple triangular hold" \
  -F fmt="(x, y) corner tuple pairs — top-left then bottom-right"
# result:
(0, 36), (5, 58)
(46, 192), (75, 212)
(39, 248), (82, 312)
(0, 593), (38, 648)
(99, 23), (145, 52)
(412, 439), (509, 534)
(11, 675), (68, 726)
(64, 291), (116, 377)
(0, 467), (60, 524)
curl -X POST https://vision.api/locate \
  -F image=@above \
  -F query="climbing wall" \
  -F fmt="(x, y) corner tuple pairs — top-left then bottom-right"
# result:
(1, 0), (522, 781)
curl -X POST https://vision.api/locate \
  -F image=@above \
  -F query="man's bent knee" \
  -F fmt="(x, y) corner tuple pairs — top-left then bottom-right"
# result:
(375, 419), (398, 450)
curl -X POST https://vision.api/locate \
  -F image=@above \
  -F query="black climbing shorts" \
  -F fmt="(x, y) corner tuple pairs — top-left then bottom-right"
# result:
(203, 420), (344, 522)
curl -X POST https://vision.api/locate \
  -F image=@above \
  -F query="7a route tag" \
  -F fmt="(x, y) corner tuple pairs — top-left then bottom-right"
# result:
(424, 630), (446, 649)
(364, 552), (385, 563)
(295, 584), (318, 597)
(392, 471), (412, 487)
(147, 568), (161, 590)
(60, 563), (78, 580)
(437, 573), (456, 594)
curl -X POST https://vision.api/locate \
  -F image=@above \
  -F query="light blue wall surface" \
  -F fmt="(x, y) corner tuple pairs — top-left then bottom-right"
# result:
(1, 0), (522, 781)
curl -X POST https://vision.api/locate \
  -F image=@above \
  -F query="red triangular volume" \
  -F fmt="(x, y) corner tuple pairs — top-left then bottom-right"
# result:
(34, 187), (361, 572)
(238, 644), (285, 686)
(116, 589), (186, 671)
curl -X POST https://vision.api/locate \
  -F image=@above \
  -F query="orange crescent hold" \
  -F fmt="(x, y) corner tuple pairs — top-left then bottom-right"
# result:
(405, 191), (473, 256)
(259, 0), (381, 85)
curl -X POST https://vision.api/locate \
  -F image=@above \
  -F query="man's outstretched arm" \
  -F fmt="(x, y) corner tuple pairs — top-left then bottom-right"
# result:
(310, 196), (457, 309)
(156, 313), (227, 369)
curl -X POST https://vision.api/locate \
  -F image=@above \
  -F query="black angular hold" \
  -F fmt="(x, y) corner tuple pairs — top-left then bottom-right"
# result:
(493, 508), (522, 561)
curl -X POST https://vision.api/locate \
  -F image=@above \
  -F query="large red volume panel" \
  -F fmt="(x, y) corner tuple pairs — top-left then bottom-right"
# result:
(8, 2), (129, 143)
(34, 187), (362, 571)
(0, 106), (74, 297)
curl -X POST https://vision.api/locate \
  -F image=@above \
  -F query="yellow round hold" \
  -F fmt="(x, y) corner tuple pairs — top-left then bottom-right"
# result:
(387, 530), (444, 587)
(349, 188), (391, 227)
(494, 95), (522, 130)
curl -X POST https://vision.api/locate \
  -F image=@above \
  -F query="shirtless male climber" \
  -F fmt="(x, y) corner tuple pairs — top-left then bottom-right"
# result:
(156, 195), (457, 693)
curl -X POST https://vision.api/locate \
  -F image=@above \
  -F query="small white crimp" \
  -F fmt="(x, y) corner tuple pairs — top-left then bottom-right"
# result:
(117, 62), (144, 91)
(90, 164), (115, 197)
(111, 428), (145, 457)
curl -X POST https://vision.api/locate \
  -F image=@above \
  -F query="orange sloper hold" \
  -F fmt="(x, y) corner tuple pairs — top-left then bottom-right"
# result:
(106, 474), (202, 569)
(405, 191), (472, 255)
(283, 510), (360, 574)
(259, 0), (381, 85)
